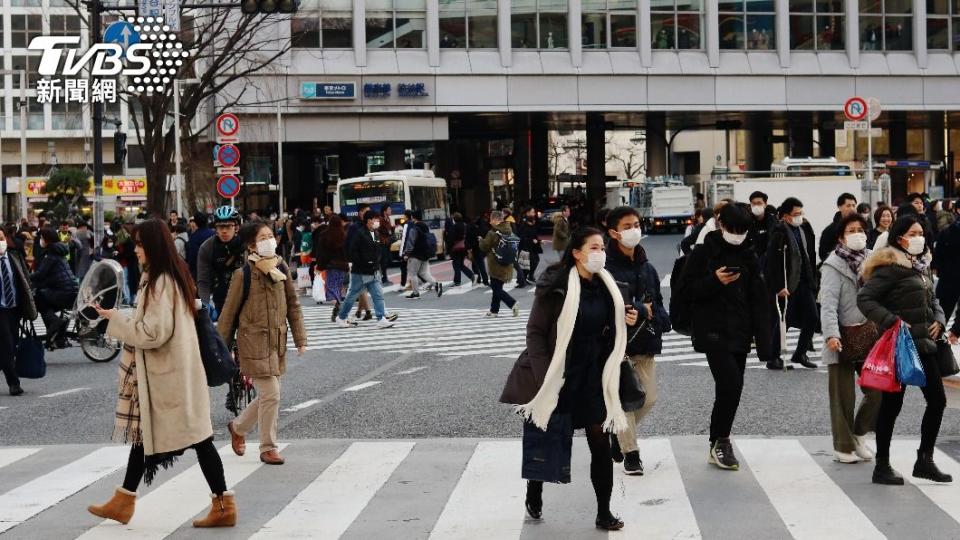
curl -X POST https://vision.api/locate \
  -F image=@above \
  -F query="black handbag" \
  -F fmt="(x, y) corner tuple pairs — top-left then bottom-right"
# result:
(522, 412), (573, 484)
(195, 305), (238, 386)
(15, 320), (46, 379)
(619, 357), (646, 412)
(936, 337), (959, 377)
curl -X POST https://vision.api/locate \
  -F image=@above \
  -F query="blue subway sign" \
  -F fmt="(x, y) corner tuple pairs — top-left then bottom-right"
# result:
(398, 83), (429, 97)
(363, 83), (391, 98)
(300, 82), (356, 100)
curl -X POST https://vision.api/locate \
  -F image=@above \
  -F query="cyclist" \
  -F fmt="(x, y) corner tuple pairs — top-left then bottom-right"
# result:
(197, 206), (244, 315)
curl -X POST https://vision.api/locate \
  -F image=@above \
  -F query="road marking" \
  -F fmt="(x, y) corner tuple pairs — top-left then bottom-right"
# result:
(484, 283), (518, 295)
(429, 441), (524, 540)
(343, 381), (381, 392)
(0, 445), (129, 534)
(661, 273), (671, 287)
(439, 347), (525, 357)
(252, 441), (414, 539)
(0, 448), (40, 470)
(281, 399), (321, 413)
(39, 387), (89, 398)
(614, 438), (700, 539)
(395, 366), (428, 375)
(737, 439), (884, 539)
(443, 284), (478, 296)
(890, 439), (960, 525)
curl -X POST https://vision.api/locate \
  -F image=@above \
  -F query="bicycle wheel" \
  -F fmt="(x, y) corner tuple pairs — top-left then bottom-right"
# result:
(227, 373), (245, 416)
(79, 327), (122, 363)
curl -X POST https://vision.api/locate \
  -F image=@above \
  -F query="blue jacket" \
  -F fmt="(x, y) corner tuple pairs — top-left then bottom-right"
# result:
(30, 242), (78, 293)
(604, 239), (670, 355)
(187, 227), (215, 278)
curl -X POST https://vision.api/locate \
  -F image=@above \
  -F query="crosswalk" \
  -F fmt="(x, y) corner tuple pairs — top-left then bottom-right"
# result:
(294, 305), (824, 368)
(3, 437), (960, 538)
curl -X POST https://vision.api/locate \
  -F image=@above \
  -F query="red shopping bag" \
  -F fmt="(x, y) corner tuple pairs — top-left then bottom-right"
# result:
(858, 320), (902, 393)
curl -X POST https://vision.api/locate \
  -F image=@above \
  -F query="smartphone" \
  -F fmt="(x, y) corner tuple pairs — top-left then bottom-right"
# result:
(724, 266), (742, 274)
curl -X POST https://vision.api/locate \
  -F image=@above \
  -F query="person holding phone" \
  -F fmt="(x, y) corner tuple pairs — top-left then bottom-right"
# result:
(680, 203), (771, 471)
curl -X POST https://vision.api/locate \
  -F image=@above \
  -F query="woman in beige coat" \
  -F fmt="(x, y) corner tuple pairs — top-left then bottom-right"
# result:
(219, 221), (307, 465)
(88, 219), (235, 528)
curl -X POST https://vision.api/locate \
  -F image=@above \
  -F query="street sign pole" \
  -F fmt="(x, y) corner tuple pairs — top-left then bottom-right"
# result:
(277, 102), (284, 214)
(866, 106), (873, 185)
(174, 78), (183, 217)
(90, 0), (104, 247)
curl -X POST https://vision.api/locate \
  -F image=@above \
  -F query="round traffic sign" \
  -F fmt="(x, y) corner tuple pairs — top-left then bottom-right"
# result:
(867, 97), (881, 121)
(844, 97), (868, 121)
(216, 113), (239, 137)
(216, 175), (241, 199)
(217, 144), (240, 167)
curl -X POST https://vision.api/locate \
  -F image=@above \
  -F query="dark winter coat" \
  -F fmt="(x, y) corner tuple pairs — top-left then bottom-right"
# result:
(858, 246), (946, 354)
(30, 242), (78, 293)
(499, 265), (632, 405)
(747, 210), (776, 261)
(314, 227), (349, 272)
(348, 227), (382, 275)
(1, 250), (38, 321)
(446, 221), (468, 254)
(479, 222), (516, 283)
(186, 227), (214, 278)
(765, 220), (818, 295)
(933, 221), (960, 286)
(516, 219), (543, 255)
(604, 240), (670, 355)
(819, 211), (843, 263)
(681, 230), (771, 354)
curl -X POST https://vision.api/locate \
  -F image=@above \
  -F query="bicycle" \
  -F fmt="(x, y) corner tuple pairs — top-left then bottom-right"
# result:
(225, 348), (257, 416)
(41, 308), (122, 363)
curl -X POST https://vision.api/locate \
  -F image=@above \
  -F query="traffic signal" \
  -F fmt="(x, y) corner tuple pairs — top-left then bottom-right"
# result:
(113, 131), (127, 166)
(240, 0), (298, 14)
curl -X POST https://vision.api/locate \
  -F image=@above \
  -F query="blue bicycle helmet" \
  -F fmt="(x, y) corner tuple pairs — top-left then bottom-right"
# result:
(213, 205), (241, 225)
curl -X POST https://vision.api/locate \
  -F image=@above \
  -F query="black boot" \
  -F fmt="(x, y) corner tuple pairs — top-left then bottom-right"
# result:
(872, 457), (905, 485)
(610, 434), (624, 463)
(525, 481), (542, 519)
(913, 450), (953, 483)
(790, 352), (818, 369)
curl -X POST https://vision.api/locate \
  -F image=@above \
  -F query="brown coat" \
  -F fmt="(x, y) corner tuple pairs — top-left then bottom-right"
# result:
(217, 261), (307, 377)
(107, 274), (213, 455)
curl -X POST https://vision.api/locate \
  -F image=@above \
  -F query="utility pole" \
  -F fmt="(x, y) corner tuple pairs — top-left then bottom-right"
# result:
(87, 0), (105, 247)
(174, 79), (183, 217)
(276, 102), (284, 213)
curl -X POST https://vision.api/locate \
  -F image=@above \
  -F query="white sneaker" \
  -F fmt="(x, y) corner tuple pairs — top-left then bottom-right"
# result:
(485, 312), (499, 318)
(376, 318), (396, 329)
(854, 435), (875, 461)
(834, 450), (863, 464)
(512, 304), (521, 317)
(336, 318), (358, 328)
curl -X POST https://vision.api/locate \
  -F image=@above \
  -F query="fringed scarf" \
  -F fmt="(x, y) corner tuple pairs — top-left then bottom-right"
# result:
(514, 267), (629, 435)
(111, 344), (141, 447)
(834, 244), (868, 286)
(248, 253), (288, 282)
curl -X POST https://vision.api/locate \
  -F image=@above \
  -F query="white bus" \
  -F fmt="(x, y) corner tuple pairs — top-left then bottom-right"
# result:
(334, 170), (449, 256)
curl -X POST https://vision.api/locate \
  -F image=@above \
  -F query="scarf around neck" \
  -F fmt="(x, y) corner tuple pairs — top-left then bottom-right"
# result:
(247, 253), (287, 283)
(515, 267), (630, 435)
(833, 243), (868, 286)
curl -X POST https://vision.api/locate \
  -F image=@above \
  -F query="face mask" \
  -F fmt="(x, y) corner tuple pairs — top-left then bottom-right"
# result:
(751, 205), (765, 217)
(860, 213), (870, 220)
(0, 241), (7, 255)
(722, 230), (747, 246)
(618, 227), (643, 249)
(845, 232), (867, 251)
(583, 251), (606, 274)
(904, 236), (925, 255)
(256, 237), (277, 257)
(789, 216), (804, 227)
(371, 221), (381, 230)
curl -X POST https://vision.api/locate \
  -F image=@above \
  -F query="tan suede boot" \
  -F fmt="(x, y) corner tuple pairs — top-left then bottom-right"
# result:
(87, 487), (137, 524)
(192, 491), (237, 528)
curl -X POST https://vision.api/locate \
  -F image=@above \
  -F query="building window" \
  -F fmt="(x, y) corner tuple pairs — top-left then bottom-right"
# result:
(293, 0), (352, 48)
(789, 0), (844, 50)
(51, 99), (82, 130)
(11, 15), (43, 48)
(49, 15), (82, 37)
(651, 0), (703, 49)
(860, 0), (912, 50)
(12, 98), (44, 131)
(439, 0), (498, 48)
(512, 0), (569, 49)
(11, 55), (42, 89)
(581, 0), (637, 49)
(927, 0), (959, 50)
(719, 0), (776, 49)
(10, 0), (41, 6)
(367, 0), (426, 49)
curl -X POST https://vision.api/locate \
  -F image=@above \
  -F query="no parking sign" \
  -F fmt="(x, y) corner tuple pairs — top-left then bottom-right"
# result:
(217, 175), (241, 199)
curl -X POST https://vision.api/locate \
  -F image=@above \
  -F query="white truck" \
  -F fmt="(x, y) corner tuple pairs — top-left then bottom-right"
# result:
(633, 180), (695, 234)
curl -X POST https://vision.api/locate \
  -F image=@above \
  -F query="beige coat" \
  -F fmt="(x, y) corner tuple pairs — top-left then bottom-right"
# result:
(107, 274), (213, 456)
(217, 261), (307, 378)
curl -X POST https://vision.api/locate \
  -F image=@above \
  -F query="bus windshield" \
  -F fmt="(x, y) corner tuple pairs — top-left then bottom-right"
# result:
(409, 186), (448, 226)
(339, 180), (404, 217)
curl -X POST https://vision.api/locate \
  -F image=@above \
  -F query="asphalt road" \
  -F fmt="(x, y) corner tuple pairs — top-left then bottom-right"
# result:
(2, 233), (959, 447)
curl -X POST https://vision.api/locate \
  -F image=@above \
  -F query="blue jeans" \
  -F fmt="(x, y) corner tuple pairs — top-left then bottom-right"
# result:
(337, 273), (386, 321)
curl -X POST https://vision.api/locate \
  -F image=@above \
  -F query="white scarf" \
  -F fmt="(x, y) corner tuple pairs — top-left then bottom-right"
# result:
(515, 267), (629, 435)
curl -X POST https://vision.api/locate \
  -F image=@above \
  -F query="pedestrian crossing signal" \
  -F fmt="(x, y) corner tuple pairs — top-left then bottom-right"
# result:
(240, 0), (299, 13)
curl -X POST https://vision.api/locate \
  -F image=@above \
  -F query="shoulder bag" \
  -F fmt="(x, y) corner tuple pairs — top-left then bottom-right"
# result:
(936, 336), (960, 377)
(839, 321), (880, 365)
(195, 304), (238, 387)
(15, 320), (46, 379)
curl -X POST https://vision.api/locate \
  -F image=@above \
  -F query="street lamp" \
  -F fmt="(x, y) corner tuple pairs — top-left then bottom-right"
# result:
(0, 69), (29, 223)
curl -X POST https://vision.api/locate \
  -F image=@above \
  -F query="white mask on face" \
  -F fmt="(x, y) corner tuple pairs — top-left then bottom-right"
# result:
(845, 232), (867, 251)
(751, 204), (765, 217)
(583, 251), (606, 274)
(905, 236), (925, 255)
(371, 221), (381, 230)
(789, 215), (804, 227)
(618, 227), (643, 249)
(0, 241), (7, 255)
(860, 213), (871, 220)
(256, 237), (277, 257)
(722, 230), (747, 246)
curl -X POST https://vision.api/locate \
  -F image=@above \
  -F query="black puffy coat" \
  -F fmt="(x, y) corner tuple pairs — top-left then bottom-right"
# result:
(30, 242), (78, 293)
(516, 219), (543, 255)
(858, 246), (946, 354)
(348, 227), (382, 276)
(604, 240), (670, 355)
(681, 230), (771, 354)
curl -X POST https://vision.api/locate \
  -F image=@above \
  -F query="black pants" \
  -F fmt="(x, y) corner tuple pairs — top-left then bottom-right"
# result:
(528, 424), (613, 517)
(0, 308), (20, 389)
(706, 350), (747, 443)
(122, 439), (227, 494)
(875, 352), (946, 459)
(768, 284), (818, 361)
(35, 289), (74, 336)
(489, 279), (516, 314)
(379, 245), (391, 283)
(470, 249), (488, 285)
(516, 252), (540, 286)
(937, 282), (959, 326)
(451, 253), (474, 285)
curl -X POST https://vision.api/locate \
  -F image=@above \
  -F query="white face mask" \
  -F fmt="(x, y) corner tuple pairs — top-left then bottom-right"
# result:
(583, 251), (606, 274)
(722, 230), (747, 246)
(905, 236), (925, 255)
(256, 237), (277, 257)
(618, 227), (642, 249)
(371, 221), (381, 230)
(789, 215), (804, 227)
(844, 232), (867, 251)
(860, 213), (871, 220)
(0, 241), (7, 255)
(751, 204), (765, 217)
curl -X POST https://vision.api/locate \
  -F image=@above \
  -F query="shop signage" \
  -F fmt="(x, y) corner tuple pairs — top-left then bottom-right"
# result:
(19, 176), (148, 198)
(300, 81), (356, 100)
(361, 82), (430, 99)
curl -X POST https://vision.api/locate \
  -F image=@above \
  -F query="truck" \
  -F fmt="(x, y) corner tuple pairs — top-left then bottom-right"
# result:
(631, 178), (695, 234)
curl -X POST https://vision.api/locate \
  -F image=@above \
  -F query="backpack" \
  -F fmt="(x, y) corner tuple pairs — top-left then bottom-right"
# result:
(415, 222), (437, 258)
(233, 262), (289, 337)
(668, 254), (692, 336)
(493, 230), (521, 266)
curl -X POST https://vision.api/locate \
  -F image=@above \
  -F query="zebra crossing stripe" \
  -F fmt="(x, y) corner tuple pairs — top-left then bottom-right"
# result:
(889, 440), (960, 525)
(251, 442), (414, 539)
(0, 446), (129, 534)
(429, 441), (524, 539)
(736, 439), (885, 539)
(0, 448), (40, 470)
